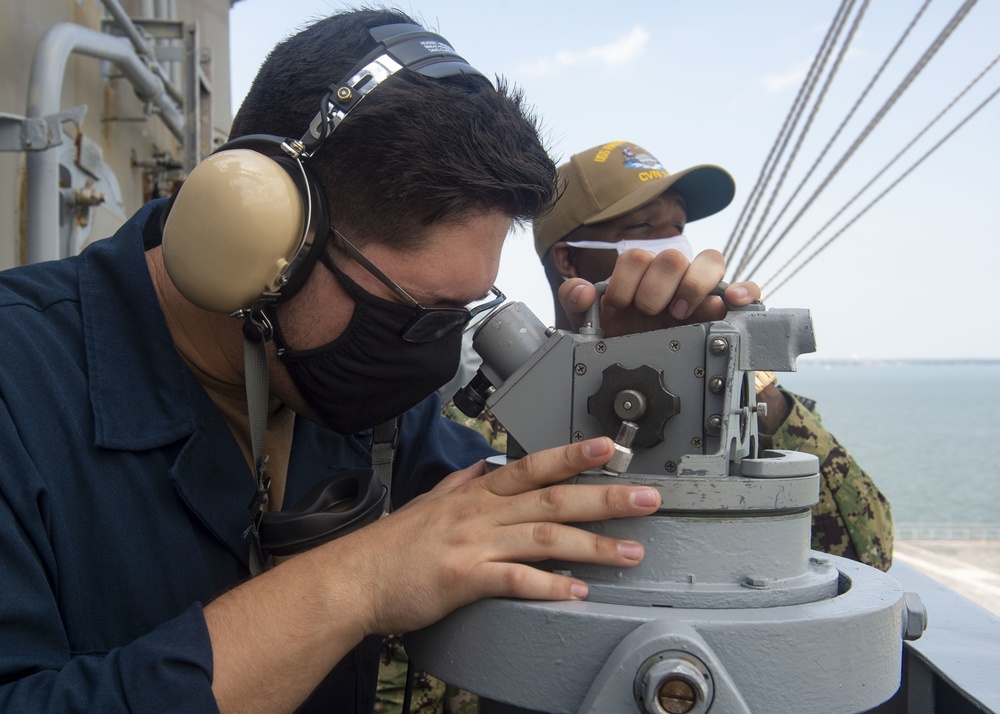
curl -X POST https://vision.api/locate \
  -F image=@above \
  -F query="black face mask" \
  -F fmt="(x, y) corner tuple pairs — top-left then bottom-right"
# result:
(274, 257), (462, 434)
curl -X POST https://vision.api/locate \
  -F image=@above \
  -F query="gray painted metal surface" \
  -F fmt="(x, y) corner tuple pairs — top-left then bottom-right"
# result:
(408, 557), (911, 713)
(25, 22), (184, 262)
(888, 562), (1000, 713)
(416, 298), (925, 713)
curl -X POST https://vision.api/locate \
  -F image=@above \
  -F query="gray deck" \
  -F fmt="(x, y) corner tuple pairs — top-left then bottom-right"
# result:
(894, 539), (1000, 617)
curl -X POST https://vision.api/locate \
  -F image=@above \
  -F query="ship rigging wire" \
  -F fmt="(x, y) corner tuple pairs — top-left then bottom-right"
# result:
(722, 0), (856, 262)
(763, 76), (1000, 299)
(725, 0), (990, 296)
(731, 0), (870, 280)
(734, 0), (933, 280)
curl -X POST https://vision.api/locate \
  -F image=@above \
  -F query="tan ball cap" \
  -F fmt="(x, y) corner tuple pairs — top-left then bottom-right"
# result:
(533, 141), (735, 258)
(162, 149), (306, 313)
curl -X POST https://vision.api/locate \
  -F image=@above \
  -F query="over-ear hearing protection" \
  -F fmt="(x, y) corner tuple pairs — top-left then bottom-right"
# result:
(161, 143), (328, 313)
(160, 23), (485, 316)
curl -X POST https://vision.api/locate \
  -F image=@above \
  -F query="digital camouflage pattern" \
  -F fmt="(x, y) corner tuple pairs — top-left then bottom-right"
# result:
(762, 388), (893, 571)
(439, 403), (508, 454)
(373, 403), (505, 713)
(374, 635), (477, 714)
(376, 388), (893, 711)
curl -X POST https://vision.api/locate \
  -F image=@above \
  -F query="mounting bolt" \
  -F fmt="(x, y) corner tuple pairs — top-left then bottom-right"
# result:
(706, 415), (722, 434)
(693, 367), (705, 378)
(903, 592), (928, 640)
(636, 654), (712, 714)
(709, 338), (729, 356)
(669, 340), (681, 352)
(595, 341), (607, 353)
(665, 461), (677, 473)
(691, 437), (702, 449)
(572, 431), (584, 442)
(658, 678), (697, 714)
(575, 363), (587, 375)
(73, 186), (106, 207)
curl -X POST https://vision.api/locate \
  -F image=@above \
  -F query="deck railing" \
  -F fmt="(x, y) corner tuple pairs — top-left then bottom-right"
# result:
(894, 522), (1000, 540)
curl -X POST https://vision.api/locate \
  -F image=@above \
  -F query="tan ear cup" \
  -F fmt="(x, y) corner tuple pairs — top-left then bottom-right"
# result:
(162, 149), (307, 313)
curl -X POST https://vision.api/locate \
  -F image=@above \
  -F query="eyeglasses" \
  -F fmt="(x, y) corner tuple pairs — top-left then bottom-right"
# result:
(332, 229), (505, 343)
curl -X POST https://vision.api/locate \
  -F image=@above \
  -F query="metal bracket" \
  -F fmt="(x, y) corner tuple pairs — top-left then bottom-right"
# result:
(0, 106), (87, 152)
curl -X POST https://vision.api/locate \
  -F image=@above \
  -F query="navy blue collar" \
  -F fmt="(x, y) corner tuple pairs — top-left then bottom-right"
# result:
(80, 199), (200, 451)
(79, 200), (256, 564)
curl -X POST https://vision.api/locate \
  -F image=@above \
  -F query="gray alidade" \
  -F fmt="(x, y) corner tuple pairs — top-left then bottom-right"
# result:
(408, 290), (925, 713)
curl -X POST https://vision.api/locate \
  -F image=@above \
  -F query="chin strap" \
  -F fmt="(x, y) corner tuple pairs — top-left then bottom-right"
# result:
(238, 305), (399, 577)
(241, 306), (273, 577)
(371, 418), (399, 512)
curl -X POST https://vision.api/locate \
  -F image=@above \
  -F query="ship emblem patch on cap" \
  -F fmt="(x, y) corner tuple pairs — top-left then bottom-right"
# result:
(622, 145), (666, 172)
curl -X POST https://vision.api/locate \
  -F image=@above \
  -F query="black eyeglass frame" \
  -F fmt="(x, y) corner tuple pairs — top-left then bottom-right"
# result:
(332, 230), (505, 343)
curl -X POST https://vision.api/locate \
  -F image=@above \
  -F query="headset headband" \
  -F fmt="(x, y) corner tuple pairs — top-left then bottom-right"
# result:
(286, 23), (486, 159)
(185, 21), (486, 318)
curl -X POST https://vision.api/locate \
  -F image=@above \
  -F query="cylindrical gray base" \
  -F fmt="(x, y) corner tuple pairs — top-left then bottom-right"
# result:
(550, 510), (839, 608)
(407, 556), (909, 714)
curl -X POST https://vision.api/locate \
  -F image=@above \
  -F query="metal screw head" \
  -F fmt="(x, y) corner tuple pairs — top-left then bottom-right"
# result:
(573, 431), (584, 441)
(693, 367), (705, 378)
(669, 340), (681, 352)
(635, 653), (712, 714)
(336, 86), (353, 101)
(658, 678), (697, 714)
(708, 376), (725, 394)
(575, 363), (587, 375)
(665, 461), (677, 473)
(709, 338), (729, 356)
(614, 389), (647, 420)
(691, 437), (703, 449)
(595, 341), (607, 353)
(706, 415), (722, 434)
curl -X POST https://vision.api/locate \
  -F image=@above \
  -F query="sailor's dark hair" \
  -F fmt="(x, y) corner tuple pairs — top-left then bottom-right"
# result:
(230, 8), (557, 247)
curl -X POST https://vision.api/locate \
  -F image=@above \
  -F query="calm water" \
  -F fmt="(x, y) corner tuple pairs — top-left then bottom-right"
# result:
(777, 361), (1000, 532)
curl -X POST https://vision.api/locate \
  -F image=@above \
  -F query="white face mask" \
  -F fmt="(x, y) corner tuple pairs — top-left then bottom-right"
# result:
(562, 234), (693, 261)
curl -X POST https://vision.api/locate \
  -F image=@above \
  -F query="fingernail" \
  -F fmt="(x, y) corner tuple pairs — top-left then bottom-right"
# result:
(630, 488), (659, 507)
(583, 438), (611, 459)
(731, 286), (749, 301)
(617, 542), (643, 560)
(570, 582), (589, 599)
(670, 298), (689, 320)
(569, 284), (586, 306)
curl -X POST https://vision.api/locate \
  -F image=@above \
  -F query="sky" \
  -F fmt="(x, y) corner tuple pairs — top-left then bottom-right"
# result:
(229, 0), (1000, 361)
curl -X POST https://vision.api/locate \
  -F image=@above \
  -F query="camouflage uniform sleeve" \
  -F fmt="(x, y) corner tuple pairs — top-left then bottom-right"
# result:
(760, 389), (894, 571)
(374, 405), (501, 713)
(374, 634), (447, 714)
(440, 403), (508, 452)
